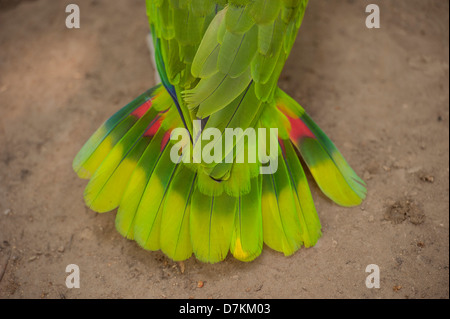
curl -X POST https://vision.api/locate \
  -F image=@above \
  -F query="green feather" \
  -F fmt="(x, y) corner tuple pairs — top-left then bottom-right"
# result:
(83, 109), (161, 213)
(115, 127), (170, 240)
(276, 88), (367, 206)
(73, 85), (168, 179)
(250, 0), (282, 25)
(190, 186), (237, 263)
(133, 144), (180, 251)
(184, 68), (252, 118)
(191, 8), (225, 78)
(218, 26), (258, 78)
(280, 140), (322, 247)
(160, 165), (197, 261)
(261, 149), (303, 256)
(231, 176), (263, 262)
(225, 4), (254, 34)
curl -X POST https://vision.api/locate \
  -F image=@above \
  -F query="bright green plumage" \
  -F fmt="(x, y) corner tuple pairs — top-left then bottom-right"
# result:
(73, 0), (366, 263)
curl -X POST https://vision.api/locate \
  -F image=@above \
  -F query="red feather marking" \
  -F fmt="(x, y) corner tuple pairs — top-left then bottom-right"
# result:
(287, 116), (316, 141)
(161, 130), (172, 151)
(131, 100), (152, 118)
(144, 116), (162, 137)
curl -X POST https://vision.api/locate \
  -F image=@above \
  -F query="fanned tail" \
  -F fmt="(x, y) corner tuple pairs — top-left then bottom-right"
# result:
(74, 84), (365, 263)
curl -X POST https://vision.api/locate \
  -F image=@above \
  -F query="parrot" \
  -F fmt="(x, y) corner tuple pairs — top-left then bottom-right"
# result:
(73, 0), (367, 264)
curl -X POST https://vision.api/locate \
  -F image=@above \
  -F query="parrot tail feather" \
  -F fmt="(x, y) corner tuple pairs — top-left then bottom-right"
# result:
(73, 84), (175, 214)
(275, 88), (367, 207)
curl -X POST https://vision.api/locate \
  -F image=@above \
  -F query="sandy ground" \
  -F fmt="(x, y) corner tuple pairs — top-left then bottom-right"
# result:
(0, 0), (448, 299)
